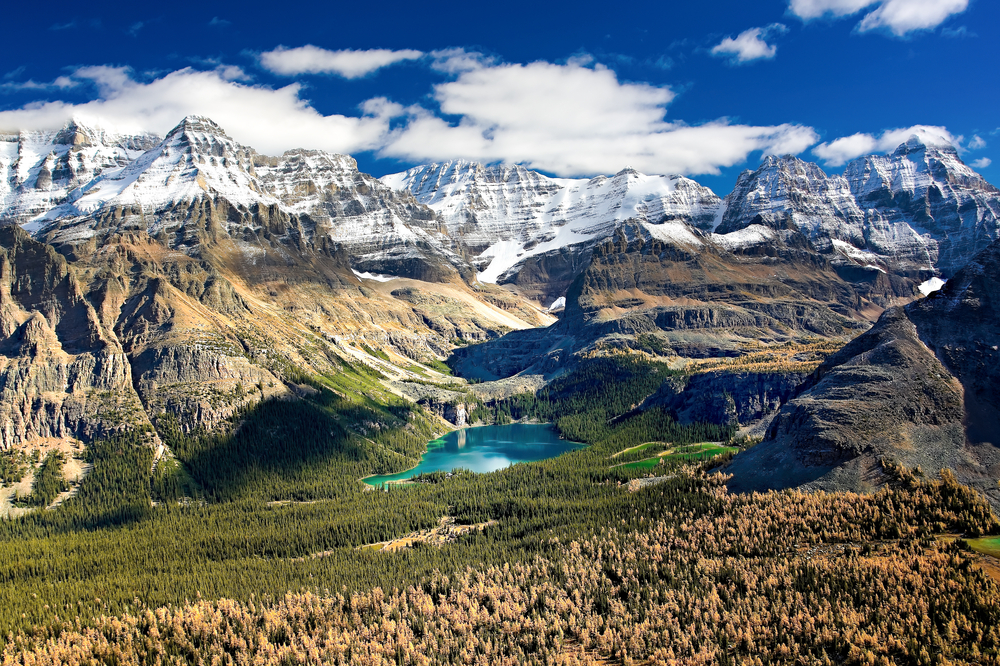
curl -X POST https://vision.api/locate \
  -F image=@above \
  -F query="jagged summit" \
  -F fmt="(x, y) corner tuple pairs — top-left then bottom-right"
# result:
(383, 159), (722, 292)
(712, 139), (1000, 279)
(3, 115), (999, 295)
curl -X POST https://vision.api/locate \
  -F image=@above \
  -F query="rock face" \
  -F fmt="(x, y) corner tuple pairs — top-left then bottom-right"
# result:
(7, 118), (996, 307)
(383, 162), (723, 304)
(449, 218), (877, 381)
(0, 122), (159, 229)
(718, 142), (1000, 281)
(0, 226), (150, 449)
(387, 141), (999, 306)
(4, 117), (468, 283)
(725, 238), (1000, 509)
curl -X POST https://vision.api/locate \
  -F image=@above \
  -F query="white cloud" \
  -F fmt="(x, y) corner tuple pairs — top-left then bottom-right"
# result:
(215, 65), (249, 81)
(858, 0), (968, 34)
(813, 125), (956, 165)
(0, 74), (79, 92)
(0, 57), (820, 178)
(968, 134), (986, 150)
(790, 0), (878, 18)
(0, 66), (398, 156)
(380, 60), (817, 176)
(789, 0), (968, 35)
(971, 157), (992, 169)
(711, 24), (787, 63)
(260, 45), (423, 78)
(429, 48), (495, 74)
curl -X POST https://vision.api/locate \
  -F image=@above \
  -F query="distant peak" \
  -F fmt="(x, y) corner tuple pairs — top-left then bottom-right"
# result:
(891, 131), (959, 158)
(166, 115), (229, 139)
(54, 119), (99, 147)
(615, 166), (641, 177)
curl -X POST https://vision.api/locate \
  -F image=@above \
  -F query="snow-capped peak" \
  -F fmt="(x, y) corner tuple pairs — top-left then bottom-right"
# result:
(382, 161), (722, 283)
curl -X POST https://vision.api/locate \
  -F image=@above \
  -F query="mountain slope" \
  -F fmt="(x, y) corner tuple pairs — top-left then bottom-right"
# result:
(725, 237), (1000, 508)
(383, 162), (723, 304)
(5, 117), (469, 283)
(0, 226), (151, 448)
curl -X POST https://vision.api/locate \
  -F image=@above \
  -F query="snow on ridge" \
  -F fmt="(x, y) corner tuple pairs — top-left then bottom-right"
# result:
(384, 162), (722, 283)
(711, 224), (775, 250)
(643, 220), (703, 247)
(918, 277), (946, 296)
(830, 239), (886, 271)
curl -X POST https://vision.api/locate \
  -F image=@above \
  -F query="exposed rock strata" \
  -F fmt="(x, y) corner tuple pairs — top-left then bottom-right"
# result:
(0, 226), (150, 449)
(726, 238), (1000, 509)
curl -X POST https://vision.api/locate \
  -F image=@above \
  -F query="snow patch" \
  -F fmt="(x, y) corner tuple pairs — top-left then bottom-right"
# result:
(830, 239), (886, 271)
(711, 224), (775, 250)
(547, 296), (566, 311)
(918, 277), (946, 296)
(642, 221), (703, 247)
(352, 269), (398, 282)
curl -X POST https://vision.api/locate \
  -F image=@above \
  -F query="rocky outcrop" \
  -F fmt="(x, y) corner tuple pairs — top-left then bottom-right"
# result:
(846, 139), (1000, 277)
(449, 219), (875, 381)
(0, 226), (151, 448)
(725, 238), (1000, 509)
(719, 142), (1000, 282)
(383, 162), (723, 289)
(640, 370), (810, 427)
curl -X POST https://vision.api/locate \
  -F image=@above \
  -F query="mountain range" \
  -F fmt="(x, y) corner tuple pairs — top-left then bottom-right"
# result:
(1, 114), (999, 506)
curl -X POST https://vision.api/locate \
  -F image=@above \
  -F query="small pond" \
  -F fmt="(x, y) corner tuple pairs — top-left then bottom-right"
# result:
(363, 424), (583, 486)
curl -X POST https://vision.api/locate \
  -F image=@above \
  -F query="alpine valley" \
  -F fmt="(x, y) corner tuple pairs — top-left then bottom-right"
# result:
(1, 115), (999, 664)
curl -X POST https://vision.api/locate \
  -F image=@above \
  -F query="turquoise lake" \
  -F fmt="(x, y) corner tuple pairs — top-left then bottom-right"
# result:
(364, 424), (583, 486)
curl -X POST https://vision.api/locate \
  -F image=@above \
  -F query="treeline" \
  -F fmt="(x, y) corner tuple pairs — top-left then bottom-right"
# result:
(19, 451), (68, 507)
(470, 354), (735, 449)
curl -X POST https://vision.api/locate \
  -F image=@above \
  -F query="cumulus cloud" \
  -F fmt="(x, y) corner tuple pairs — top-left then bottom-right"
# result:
(789, 0), (969, 35)
(971, 157), (991, 169)
(859, 0), (969, 34)
(380, 60), (817, 176)
(711, 24), (787, 63)
(0, 57), (820, 177)
(260, 45), (423, 78)
(968, 135), (986, 150)
(813, 125), (956, 165)
(789, 0), (879, 18)
(0, 66), (398, 156)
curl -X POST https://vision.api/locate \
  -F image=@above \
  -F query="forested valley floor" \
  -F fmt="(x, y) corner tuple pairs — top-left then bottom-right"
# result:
(0, 356), (998, 665)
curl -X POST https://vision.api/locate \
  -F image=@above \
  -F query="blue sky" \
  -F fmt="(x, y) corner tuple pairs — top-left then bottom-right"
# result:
(1, 0), (997, 194)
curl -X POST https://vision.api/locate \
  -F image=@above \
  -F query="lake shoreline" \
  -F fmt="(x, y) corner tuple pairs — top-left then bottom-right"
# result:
(361, 423), (580, 487)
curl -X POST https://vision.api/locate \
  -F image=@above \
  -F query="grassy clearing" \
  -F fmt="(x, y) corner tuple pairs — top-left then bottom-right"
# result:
(613, 443), (738, 470)
(968, 536), (1000, 559)
(610, 441), (668, 459)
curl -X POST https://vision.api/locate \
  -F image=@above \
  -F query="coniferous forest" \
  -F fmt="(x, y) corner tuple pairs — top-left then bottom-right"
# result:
(0, 356), (998, 665)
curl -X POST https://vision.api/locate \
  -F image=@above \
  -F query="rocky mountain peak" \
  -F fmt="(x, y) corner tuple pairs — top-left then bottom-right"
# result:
(892, 133), (959, 158)
(161, 115), (249, 161)
(613, 166), (641, 178)
(166, 115), (228, 139)
(53, 120), (101, 147)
